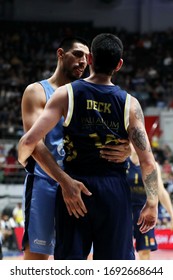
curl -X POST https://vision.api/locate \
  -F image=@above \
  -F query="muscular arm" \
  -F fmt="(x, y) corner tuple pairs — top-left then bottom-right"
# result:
(157, 162), (173, 229)
(19, 84), (64, 165)
(21, 83), (66, 183)
(21, 83), (56, 169)
(128, 96), (158, 233)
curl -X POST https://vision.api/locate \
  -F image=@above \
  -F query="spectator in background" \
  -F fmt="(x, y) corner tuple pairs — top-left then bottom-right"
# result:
(0, 146), (5, 164)
(166, 171), (173, 204)
(0, 212), (16, 250)
(0, 146), (5, 183)
(162, 144), (173, 162)
(161, 159), (173, 181)
(3, 148), (17, 177)
(12, 202), (24, 227)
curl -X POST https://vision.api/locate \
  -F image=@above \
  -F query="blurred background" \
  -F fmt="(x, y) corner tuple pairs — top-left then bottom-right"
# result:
(1, 0), (173, 259)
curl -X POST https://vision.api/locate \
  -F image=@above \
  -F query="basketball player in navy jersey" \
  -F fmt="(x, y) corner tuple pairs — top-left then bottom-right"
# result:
(18, 33), (159, 260)
(127, 144), (173, 259)
(20, 36), (130, 260)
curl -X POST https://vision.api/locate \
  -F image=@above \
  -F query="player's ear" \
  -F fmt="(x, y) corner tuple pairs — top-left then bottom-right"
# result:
(57, 48), (65, 58)
(115, 58), (123, 72)
(87, 53), (92, 65)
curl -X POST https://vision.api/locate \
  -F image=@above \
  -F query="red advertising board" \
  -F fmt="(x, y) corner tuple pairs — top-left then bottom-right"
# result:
(155, 229), (173, 249)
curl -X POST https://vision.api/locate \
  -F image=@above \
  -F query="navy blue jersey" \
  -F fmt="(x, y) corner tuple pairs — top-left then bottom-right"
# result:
(55, 80), (135, 260)
(63, 79), (131, 175)
(127, 158), (146, 206)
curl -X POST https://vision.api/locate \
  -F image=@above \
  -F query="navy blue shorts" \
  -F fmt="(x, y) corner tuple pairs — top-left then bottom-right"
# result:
(54, 171), (135, 260)
(133, 206), (157, 252)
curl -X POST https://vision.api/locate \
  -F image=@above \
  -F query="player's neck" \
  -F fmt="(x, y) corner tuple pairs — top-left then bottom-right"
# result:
(48, 68), (70, 88)
(85, 73), (113, 86)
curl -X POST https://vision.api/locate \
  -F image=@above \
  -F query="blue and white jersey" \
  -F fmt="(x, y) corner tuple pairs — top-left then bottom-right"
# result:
(26, 80), (65, 180)
(63, 79), (131, 175)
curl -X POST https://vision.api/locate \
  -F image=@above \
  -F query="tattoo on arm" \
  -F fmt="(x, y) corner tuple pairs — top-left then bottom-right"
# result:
(144, 169), (158, 199)
(135, 103), (144, 123)
(130, 127), (147, 151)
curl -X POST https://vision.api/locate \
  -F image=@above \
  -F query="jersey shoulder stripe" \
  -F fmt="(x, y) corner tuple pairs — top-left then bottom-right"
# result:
(64, 83), (74, 127)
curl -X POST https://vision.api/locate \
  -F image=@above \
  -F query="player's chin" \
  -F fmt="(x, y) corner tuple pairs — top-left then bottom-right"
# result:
(73, 68), (84, 78)
(70, 73), (82, 81)
(74, 73), (83, 79)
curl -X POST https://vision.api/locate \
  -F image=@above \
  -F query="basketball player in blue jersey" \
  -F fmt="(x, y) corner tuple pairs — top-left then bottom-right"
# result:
(20, 36), (130, 260)
(20, 37), (92, 260)
(18, 33), (159, 260)
(127, 144), (173, 260)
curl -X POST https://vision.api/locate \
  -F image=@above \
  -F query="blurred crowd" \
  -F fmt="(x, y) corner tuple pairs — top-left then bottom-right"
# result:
(1, 22), (173, 138)
(0, 202), (24, 256)
(0, 144), (25, 184)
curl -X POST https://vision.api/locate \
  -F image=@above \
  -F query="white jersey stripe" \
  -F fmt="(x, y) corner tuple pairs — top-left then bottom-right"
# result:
(124, 93), (131, 131)
(64, 83), (74, 127)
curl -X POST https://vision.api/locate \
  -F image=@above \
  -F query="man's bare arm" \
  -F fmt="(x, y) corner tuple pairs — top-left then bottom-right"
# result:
(128, 96), (158, 233)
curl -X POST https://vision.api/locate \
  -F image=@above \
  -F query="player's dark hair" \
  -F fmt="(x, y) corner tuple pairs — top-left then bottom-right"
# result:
(58, 36), (89, 52)
(91, 33), (123, 75)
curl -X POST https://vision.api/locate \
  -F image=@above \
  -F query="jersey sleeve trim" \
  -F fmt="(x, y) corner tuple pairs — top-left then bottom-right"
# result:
(63, 83), (74, 127)
(124, 93), (131, 131)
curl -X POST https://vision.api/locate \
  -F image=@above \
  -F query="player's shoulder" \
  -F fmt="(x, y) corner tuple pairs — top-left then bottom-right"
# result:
(22, 82), (46, 104)
(24, 82), (44, 94)
(129, 95), (142, 112)
(70, 79), (84, 87)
